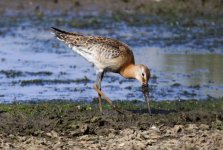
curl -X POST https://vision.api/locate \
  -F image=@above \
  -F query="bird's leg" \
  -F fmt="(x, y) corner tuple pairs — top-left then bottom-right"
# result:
(93, 85), (124, 114)
(94, 72), (124, 114)
(94, 85), (124, 114)
(93, 84), (112, 105)
(95, 72), (104, 113)
(98, 94), (103, 113)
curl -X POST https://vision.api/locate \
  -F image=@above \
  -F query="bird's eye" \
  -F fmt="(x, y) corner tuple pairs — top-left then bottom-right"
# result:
(142, 73), (144, 77)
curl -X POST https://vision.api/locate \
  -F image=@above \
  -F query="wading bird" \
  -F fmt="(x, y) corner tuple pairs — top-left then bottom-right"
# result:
(51, 27), (151, 114)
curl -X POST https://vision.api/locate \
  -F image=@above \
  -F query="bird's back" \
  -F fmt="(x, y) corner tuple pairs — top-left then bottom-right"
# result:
(51, 27), (135, 72)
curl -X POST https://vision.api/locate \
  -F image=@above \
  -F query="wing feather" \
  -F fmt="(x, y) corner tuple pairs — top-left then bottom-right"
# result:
(52, 27), (134, 60)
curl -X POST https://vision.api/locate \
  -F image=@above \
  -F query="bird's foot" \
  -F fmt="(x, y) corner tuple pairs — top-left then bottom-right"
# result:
(93, 84), (124, 114)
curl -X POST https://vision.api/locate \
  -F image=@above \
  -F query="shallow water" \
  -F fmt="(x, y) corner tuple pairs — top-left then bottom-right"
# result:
(0, 16), (223, 103)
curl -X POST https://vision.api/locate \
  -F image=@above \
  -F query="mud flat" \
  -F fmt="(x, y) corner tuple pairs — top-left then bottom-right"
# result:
(0, 99), (222, 149)
(0, 1), (223, 149)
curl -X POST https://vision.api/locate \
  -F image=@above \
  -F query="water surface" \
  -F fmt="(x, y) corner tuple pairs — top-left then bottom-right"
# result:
(0, 16), (223, 103)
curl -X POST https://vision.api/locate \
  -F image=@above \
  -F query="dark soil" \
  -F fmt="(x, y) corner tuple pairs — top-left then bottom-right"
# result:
(0, 1), (223, 149)
(0, 100), (222, 149)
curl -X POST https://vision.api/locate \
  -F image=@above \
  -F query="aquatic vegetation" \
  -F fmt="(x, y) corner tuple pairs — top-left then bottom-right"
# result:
(20, 77), (90, 86)
(0, 70), (53, 78)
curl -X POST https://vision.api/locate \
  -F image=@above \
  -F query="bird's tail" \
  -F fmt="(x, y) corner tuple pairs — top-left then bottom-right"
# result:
(51, 27), (69, 34)
(51, 27), (82, 41)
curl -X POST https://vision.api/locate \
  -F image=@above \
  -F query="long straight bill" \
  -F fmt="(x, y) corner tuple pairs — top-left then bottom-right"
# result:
(142, 85), (151, 115)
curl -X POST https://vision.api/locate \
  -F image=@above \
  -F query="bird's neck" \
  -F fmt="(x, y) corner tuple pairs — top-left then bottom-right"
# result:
(120, 64), (137, 79)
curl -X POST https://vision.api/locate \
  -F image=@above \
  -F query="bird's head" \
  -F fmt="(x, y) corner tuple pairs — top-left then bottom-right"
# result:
(135, 64), (151, 86)
(120, 64), (151, 113)
(135, 64), (151, 114)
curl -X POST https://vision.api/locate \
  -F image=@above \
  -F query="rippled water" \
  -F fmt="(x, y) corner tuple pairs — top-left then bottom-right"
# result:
(0, 16), (223, 103)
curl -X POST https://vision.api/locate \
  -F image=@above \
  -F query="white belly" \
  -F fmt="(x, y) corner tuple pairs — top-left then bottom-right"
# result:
(72, 47), (95, 63)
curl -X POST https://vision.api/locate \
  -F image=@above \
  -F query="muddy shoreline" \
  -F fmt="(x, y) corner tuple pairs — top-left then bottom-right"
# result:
(1, 0), (223, 28)
(0, 99), (223, 149)
(1, 0), (223, 16)
(0, 1), (223, 149)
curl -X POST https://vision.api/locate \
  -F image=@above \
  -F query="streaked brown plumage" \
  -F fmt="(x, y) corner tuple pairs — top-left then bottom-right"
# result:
(51, 27), (151, 114)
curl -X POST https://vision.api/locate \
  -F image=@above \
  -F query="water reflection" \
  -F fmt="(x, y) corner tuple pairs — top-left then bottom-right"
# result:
(136, 47), (223, 99)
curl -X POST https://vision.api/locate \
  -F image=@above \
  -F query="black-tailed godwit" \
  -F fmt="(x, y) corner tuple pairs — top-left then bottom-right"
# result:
(51, 27), (151, 114)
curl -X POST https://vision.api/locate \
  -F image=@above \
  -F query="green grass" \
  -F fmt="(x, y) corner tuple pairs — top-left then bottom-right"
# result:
(151, 99), (223, 111)
(112, 98), (223, 112)
(0, 100), (90, 117)
(0, 98), (222, 117)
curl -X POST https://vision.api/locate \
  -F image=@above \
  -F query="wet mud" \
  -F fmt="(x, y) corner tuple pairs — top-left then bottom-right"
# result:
(0, 1), (223, 149)
(0, 100), (223, 149)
